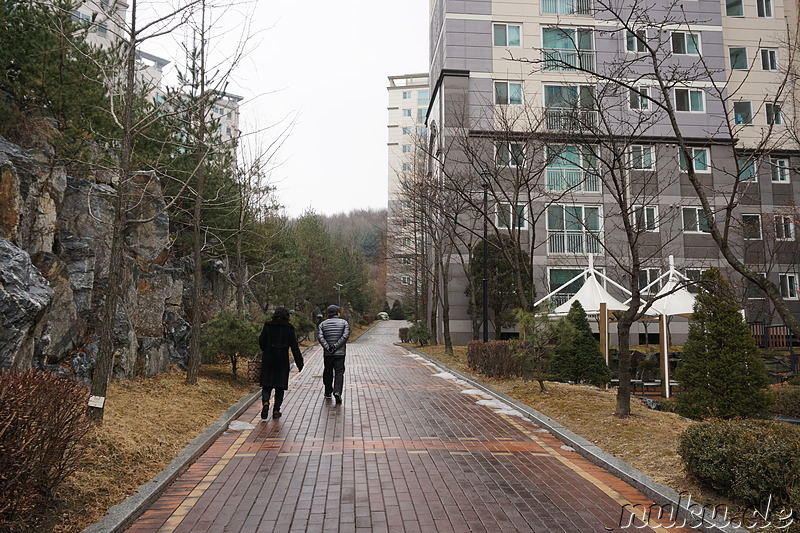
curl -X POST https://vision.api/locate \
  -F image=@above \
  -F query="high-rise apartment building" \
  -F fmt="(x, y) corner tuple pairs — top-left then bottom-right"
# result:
(386, 74), (431, 309)
(422, 0), (799, 344)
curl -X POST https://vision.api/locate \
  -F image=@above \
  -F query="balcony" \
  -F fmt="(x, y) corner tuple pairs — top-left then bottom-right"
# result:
(548, 230), (602, 254)
(545, 109), (597, 130)
(546, 169), (599, 192)
(542, 49), (595, 72)
(542, 0), (592, 15)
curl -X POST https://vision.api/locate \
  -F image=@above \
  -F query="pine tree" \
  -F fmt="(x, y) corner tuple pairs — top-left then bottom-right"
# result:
(549, 301), (611, 386)
(675, 268), (770, 419)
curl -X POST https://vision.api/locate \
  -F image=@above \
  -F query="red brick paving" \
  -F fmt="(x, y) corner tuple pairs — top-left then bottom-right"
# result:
(126, 328), (692, 533)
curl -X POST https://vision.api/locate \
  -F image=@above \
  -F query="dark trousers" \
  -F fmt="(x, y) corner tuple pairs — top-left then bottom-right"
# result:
(323, 355), (346, 396)
(262, 387), (284, 408)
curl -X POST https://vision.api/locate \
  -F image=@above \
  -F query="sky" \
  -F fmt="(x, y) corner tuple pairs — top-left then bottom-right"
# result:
(149, 0), (430, 218)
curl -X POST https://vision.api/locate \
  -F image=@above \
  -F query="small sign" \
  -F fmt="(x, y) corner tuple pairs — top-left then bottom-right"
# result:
(88, 395), (105, 408)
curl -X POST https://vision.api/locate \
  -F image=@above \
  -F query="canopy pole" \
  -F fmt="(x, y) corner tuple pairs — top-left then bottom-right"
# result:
(660, 314), (671, 398)
(600, 302), (608, 365)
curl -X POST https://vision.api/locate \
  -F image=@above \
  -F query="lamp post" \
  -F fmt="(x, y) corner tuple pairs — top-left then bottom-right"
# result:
(334, 282), (343, 308)
(480, 170), (491, 342)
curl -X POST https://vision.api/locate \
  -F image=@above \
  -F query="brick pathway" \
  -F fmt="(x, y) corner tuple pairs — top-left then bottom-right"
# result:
(126, 322), (690, 533)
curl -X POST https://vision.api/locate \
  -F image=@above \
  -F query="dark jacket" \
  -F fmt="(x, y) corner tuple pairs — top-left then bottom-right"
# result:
(258, 319), (303, 389)
(317, 316), (350, 356)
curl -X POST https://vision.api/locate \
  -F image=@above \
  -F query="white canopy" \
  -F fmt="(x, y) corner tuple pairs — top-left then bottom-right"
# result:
(553, 274), (629, 314)
(649, 278), (696, 318)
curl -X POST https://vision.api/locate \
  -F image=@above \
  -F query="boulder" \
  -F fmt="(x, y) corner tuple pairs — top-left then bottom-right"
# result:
(136, 337), (171, 377)
(30, 252), (79, 367)
(58, 177), (115, 278)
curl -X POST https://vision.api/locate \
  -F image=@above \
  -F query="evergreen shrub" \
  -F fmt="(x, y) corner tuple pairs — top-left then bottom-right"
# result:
(768, 386), (800, 418)
(389, 300), (405, 320)
(398, 327), (410, 343)
(788, 374), (800, 387)
(678, 419), (800, 507)
(202, 310), (261, 377)
(467, 340), (522, 378)
(0, 370), (91, 521)
(290, 312), (316, 342)
(407, 321), (431, 345)
(549, 301), (610, 386)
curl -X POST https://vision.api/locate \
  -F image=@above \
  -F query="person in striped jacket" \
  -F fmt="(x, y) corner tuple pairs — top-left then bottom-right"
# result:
(317, 305), (350, 404)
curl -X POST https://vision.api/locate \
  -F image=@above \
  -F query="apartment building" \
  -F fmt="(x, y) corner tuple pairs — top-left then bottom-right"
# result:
(386, 74), (431, 308)
(424, 0), (799, 344)
(68, 0), (128, 50)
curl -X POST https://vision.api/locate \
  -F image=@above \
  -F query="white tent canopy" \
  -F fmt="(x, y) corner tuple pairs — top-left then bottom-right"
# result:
(553, 274), (628, 314)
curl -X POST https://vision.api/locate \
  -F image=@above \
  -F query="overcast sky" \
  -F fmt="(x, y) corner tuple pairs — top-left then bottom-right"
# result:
(150, 0), (429, 218)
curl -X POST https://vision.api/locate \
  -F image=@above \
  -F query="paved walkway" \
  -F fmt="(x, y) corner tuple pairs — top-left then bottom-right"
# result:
(125, 321), (689, 533)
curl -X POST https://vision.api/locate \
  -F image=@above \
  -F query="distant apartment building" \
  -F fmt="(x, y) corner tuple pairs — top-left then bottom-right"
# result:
(422, 0), (799, 344)
(386, 74), (431, 308)
(68, 0), (128, 50)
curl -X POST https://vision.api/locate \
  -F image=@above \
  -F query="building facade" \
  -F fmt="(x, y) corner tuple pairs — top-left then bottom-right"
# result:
(423, 0), (799, 344)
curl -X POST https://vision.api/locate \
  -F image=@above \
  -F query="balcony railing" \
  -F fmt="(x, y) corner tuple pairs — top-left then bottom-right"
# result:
(548, 230), (602, 254)
(542, 49), (595, 72)
(542, 0), (592, 14)
(549, 293), (575, 307)
(545, 109), (598, 130)
(546, 169), (599, 192)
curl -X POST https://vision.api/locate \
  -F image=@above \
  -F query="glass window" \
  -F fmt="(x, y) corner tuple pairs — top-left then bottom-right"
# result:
(494, 23), (521, 46)
(639, 268), (661, 294)
(770, 157), (789, 182)
(780, 273), (798, 299)
(630, 145), (654, 170)
(496, 143), (525, 167)
(742, 214), (762, 239)
(761, 49), (778, 70)
(417, 90), (429, 106)
(737, 157), (756, 181)
(672, 32), (701, 55)
(746, 274), (767, 299)
(757, 0), (772, 17)
(726, 0), (744, 16)
(626, 29), (646, 52)
(402, 127), (411, 135)
(549, 268), (585, 301)
(546, 205), (602, 254)
(402, 109), (411, 117)
(401, 275), (413, 285)
(496, 204), (527, 229)
(402, 91), (412, 99)
(686, 268), (704, 293)
(402, 163), (412, 171)
(545, 145), (599, 192)
(775, 215), (795, 240)
(675, 88), (704, 112)
(629, 86), (649, 110)
(734, 101), (752, 125)
(541, 0), (592, 15)
(682, 207), (711, 232)
(729, 47), (747, 70)
(402, 145), (412, 153)
(494, 81), (523, 105)
(633, 205), (658, 231)
(766, 103), (782, 125)
(680, 148), (710, 172)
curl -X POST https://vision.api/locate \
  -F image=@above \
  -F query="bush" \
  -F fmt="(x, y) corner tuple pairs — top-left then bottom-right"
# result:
(389, 300), (406, 320)
(290, 312), (316, 342)
(678, 419), (800, 507)
(549, 301), (610, 387)
(0, 370), (91, 522)
(202, 310), (261, 377)
(407, 320), (432, 345)
(654, 397), (679, 413)
(357, 319), (369, 327)
(362, 313), (376, 324)
(769, 386), (800, 418)
(788, 374), (800, 387)
(399, 327), (410, 343)
(467, 340), (522, 378)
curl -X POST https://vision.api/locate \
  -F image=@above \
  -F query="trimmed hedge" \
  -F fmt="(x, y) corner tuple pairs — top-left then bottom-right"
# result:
(768, 386), (800, 418)
(466, 340), (522, 378)
(678, 419), (800, 507)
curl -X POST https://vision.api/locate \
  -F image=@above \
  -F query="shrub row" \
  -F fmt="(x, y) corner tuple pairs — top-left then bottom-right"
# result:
(678, 419), (800, 507)
(768, 386), (800, 418)
(0, 370), (91, 522)
(466, 340), (522, 378)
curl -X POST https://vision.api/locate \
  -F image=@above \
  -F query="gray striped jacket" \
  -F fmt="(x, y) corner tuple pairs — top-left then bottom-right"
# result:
(317, 317), (350, 356)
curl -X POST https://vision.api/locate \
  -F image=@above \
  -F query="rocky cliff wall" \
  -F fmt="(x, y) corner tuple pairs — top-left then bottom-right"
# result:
(0, 136), (252, 384)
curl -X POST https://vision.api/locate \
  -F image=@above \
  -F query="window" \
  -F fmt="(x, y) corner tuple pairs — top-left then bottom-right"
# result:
(746, 273), (767, 299)
(402, 145), (412, 153)
(733, 101), (753, 125)
(546, 205), (602, 254)
(541, 0), (592, 15)
(737, 157), (756, 181)
(761, 49), (778, 70)
(542, 27), (594, 71)
(726, 0), (744, 16)
(633, 205), (658, 231)
(630, 145), (654, 170)
(401, 275), (413, 285)
(626, 29), (647, 52)
(403, 238), (413, 247)
(766, 103), (782, 125)
(757, 0), (772, 17)
(401, 257), (412, 265)
(544, 85), (596, 129)
(546, 145), (599, 192)
(418, 90), (429, 106)
(496, 204), (527, 229)
(680, 148), (710, 172)
(629, 86), (650, 110)
(496, 143), (525, 167)
(494, 23), (521, 46)
(639, 268), (661, 294)
(402, 109), (411, 117)
(780, 273), (798, 299)
(402, 91), (412, 99)
(686, 268), (704, 293)
(742, 214), (762, 239)
(675, 88), (704, 112)
(672, 32), (701, 55)
(729, 47), (747, 70)
(548, 268), (586, 305)
(417, 126), (427, 136)
(402, 127), (411, 135)
(416, 108), (426, 123)
(494, 81), (523, 105)
(775, 215), (795, 240)
(682, 207), (711, 233)
(770, 157), (789, 182)
(401, 162), (412, 171)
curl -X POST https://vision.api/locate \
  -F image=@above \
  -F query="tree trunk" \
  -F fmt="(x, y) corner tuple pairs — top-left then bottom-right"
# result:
(441, 254), (453, 356)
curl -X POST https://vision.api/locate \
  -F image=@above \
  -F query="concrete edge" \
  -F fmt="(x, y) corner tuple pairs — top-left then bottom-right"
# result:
(81, 388), (261, 533)
(401, 344), (740, 533)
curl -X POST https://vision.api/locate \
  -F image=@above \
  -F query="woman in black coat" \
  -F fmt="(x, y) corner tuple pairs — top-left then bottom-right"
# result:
(258, 307), (304, 419)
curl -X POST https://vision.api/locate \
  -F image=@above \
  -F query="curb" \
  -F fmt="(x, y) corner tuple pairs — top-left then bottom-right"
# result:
(401, 344), (740, 533)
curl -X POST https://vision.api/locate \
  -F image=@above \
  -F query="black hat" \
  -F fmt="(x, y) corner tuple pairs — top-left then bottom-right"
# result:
(326, 304), (340, 316)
